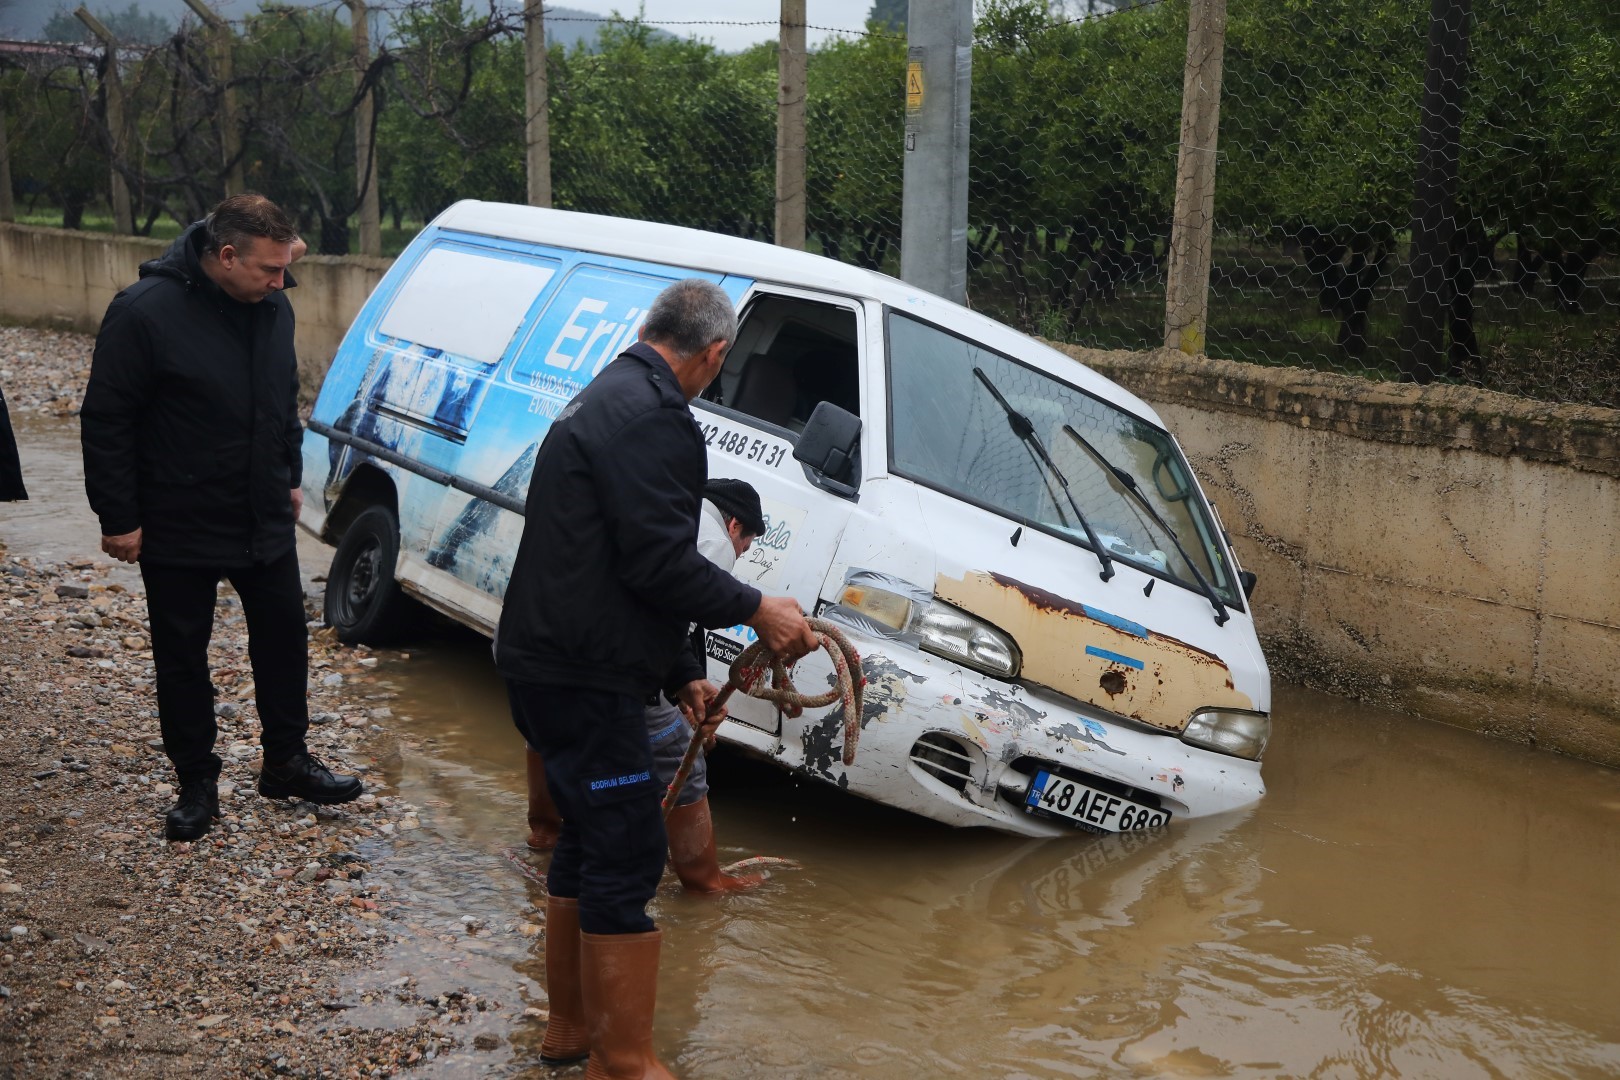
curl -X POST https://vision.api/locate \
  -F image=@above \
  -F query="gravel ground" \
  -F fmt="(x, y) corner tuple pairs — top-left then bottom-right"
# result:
(0, 327), (549, 1079)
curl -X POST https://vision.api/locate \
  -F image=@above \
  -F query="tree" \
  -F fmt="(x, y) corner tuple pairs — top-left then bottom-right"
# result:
(41, 4), (173, 45)
(867, 0), (906, 33)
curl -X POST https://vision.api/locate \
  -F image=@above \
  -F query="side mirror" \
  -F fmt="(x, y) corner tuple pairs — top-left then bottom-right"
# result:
(1239, 570), (1257, 600)
(794, 401), (862, 497)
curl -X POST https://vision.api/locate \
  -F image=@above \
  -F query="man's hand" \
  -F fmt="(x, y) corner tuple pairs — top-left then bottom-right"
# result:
(676, 679), (724, 743)
(101, 528), (142, 564)
(290, 486), (303, 518)
(748, 594), (816, 664)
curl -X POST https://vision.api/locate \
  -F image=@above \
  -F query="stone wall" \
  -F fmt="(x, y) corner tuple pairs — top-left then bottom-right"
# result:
(0, 223), (390, 396)
(1055, 343), (1620, 767)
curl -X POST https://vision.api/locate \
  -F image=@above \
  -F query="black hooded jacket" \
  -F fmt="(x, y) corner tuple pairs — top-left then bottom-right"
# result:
(81, 222), (303, 567)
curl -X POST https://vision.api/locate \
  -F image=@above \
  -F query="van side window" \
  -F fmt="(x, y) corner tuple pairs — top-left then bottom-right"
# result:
(705, 295), (859, 434)
(377, 246), (559, 366)
(509, 263), (679, 392)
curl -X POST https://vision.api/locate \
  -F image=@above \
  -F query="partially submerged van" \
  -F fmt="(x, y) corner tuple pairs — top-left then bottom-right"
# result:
(301, 201), (1270, 838)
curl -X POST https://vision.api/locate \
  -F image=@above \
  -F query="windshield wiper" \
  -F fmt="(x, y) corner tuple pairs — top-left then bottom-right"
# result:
(971, 367), (1114, 582)
(1061, 423), (1229, 626)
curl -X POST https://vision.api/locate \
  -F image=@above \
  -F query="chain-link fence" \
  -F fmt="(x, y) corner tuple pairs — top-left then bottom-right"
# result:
(2, 0), (1615, 405)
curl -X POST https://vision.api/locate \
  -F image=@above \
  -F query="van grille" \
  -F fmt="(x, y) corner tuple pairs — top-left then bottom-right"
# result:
(909, 732), (976, 791)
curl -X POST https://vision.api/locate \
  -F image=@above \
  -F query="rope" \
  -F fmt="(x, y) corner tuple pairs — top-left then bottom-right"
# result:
(662, 617), (865, 818)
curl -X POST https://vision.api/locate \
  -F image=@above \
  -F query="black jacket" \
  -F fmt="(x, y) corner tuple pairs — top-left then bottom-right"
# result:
(495, 342), (762, 699)
(81, 223), (303, 567)
(0, 385), (24, 502)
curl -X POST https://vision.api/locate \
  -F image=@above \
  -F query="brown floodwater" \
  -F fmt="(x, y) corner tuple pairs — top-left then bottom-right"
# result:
(6, 416), (1620, 1078)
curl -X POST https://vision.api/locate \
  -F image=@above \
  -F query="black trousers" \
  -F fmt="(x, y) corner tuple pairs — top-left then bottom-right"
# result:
(140, 549), (310, 784)
(506, 680), (668, 935)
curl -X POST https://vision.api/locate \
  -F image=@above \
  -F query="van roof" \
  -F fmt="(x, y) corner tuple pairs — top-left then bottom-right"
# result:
(433, 200), (1163, 425)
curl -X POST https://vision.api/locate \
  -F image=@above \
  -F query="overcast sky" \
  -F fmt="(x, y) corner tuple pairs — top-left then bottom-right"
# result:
(550, 1), (884, 53)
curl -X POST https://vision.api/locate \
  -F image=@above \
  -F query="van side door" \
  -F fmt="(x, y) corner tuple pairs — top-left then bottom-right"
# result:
(695, 284), (870, 736)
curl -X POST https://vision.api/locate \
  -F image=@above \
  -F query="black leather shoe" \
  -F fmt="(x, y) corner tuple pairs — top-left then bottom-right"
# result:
(165, 778), (219, 841)
(258, 753), (363, 805)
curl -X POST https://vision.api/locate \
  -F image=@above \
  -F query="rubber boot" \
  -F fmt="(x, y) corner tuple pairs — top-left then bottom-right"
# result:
(665, 796), (765, 895)
(526, 748), (563, 851)
(582, 930), (676, 1080)
(539, 895), (590, 1065)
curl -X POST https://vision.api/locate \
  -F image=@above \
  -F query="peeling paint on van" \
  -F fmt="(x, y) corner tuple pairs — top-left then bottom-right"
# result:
(935, 570), (1254, 732)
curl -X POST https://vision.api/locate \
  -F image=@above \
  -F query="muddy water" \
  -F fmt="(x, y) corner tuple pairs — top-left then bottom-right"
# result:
(7, 417), (1620, 1078)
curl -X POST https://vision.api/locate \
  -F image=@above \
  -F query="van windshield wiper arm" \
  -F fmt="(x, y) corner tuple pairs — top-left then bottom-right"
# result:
(1061, 423), (1229, 626)
(971, 367), (1114, 582)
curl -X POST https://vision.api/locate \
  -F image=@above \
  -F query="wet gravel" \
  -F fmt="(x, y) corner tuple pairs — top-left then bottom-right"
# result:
(0, 326), (550, 1078)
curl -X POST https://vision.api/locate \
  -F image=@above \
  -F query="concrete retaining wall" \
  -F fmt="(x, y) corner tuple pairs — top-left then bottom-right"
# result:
(1057, 343), (1620, 767)
(4, 223), (1615, 764)
(0, 223), (391, 395)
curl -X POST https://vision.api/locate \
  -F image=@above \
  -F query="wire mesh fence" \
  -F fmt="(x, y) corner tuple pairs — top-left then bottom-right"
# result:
(1, 0), (1615, 406)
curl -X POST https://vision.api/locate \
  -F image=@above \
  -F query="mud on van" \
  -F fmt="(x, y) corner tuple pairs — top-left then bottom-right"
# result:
(301, 201), (1270, 838)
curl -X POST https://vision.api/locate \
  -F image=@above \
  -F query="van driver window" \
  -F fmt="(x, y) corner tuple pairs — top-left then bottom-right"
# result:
(704, 295), (860, 435)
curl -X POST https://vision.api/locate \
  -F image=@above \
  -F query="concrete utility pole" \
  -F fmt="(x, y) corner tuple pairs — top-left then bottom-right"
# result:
(347, 0), (381, 255)
(1163, 0), (1227, 356)
(523, 0), (551, 207)
(775, 0), (806, 249)
(1398, 0), (1471, 384)
(900, 0), (972, 304)
(0, 105), (14, 223)
(75, 6), (134, 234)
(181, 0), (244, 195)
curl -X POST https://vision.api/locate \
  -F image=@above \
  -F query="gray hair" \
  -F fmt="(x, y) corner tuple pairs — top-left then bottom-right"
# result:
(641, 279), (738, 359)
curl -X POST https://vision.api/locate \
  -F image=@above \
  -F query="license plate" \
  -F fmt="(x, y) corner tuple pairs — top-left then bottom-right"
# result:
(1023, 770), (1171, 833)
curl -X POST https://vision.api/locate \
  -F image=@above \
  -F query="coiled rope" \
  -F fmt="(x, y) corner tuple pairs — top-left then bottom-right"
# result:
(662, 618), (865, 817)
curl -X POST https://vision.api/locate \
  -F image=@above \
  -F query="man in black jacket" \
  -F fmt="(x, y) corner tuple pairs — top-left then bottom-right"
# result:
(81, 193), (361, 843)
(497, 278), (814, 1078)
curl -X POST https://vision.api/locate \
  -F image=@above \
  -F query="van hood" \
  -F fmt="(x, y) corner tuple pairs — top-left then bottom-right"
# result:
(934, 569), (1257, 733)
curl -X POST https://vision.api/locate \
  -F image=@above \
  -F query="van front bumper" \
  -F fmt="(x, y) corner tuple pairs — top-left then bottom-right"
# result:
(782, 632), (1265, 838)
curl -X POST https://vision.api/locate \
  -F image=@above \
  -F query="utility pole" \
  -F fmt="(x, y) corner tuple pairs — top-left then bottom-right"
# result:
(523, 0), (551, 207)
(900, 0), (972, 303)
(75, 6), (134, 234)
(1163, 0), (1226, 356)
(182, 0), (244, 195)
(347, 0), (381, 255)
(1398, 0), (1471, 384)
(775, 0), (806, 249)
(0, 103), (14, 223)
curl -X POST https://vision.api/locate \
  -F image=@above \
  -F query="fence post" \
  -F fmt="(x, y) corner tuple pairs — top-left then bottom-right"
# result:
(74, 6), (134, 234)
(775, 0), (807, 250)
(1163, 0), (1227, 355)
(900, 0), (972, 303)
(0, 103), (13, 223)
(346, 0), (381, 256)
(523, 0), (551, 207)
(1398, 0), (1470, 384)
(181, 0), (244, 195)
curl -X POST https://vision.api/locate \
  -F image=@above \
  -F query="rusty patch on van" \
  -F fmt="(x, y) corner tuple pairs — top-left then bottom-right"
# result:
(935, 570), (1253, 732)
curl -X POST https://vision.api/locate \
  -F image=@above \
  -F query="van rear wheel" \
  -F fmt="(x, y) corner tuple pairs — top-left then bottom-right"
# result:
(324, 505), (412, 645)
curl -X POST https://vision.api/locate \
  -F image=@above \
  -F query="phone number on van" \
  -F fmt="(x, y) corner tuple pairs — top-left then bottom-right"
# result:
(699, 421), (789, 469)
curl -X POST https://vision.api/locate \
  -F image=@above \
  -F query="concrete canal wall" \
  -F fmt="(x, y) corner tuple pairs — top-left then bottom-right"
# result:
(0, 223), (390, 398)
(1063, 344), (1620, 768)
(4, 222), (1616, 765)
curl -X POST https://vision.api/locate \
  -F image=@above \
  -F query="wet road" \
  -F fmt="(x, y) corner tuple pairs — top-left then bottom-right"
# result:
(6, 416), (1620, 1078)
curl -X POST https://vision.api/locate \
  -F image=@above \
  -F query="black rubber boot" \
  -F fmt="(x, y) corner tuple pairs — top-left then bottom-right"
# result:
(165, 777), (219, 841)
(258, 752), (363, 804)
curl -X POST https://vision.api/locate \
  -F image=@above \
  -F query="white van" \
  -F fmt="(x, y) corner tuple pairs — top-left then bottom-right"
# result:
(301, 201), (1270, 838)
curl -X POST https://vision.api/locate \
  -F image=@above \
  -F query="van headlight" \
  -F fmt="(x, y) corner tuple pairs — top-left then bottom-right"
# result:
(1182, 708), (1270, 760)
(830, 576), (1021, 679)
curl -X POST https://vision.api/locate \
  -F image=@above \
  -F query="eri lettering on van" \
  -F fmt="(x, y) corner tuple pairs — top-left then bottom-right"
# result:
(544, 299), (649, 377)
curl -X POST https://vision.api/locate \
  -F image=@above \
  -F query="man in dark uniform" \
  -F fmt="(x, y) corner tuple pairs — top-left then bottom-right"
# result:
(497, 278), (815, 1079)
(81, 193), (362, 843)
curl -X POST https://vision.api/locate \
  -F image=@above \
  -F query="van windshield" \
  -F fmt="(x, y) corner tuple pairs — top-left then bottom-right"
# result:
(886, 311), (1241, 607)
